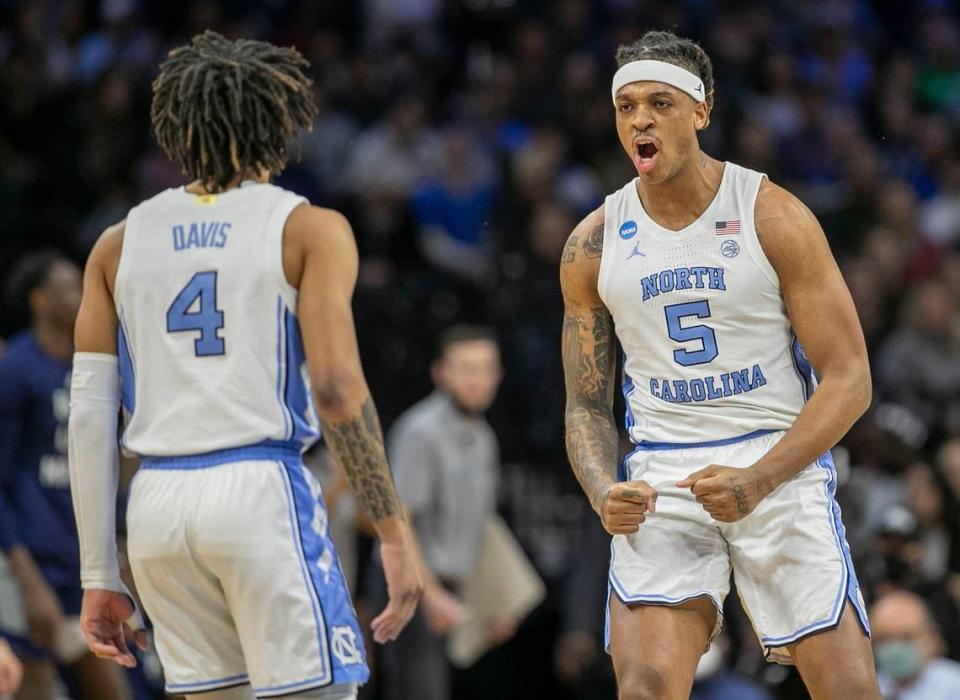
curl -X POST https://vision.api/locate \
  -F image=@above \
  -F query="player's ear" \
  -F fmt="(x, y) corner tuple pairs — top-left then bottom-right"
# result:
(694, 100), (710, 130)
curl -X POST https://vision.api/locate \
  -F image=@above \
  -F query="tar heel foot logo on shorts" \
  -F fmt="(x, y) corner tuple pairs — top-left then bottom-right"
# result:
(721, 239), (740, 258)
(331, 626), (363, 665)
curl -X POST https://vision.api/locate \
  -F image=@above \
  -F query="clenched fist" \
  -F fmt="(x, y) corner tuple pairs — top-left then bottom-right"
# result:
(598, 481), (658, 535)
(677, 465), (770, 523)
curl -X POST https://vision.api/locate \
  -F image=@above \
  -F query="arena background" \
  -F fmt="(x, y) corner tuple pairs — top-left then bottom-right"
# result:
(2, 0), (960, 698)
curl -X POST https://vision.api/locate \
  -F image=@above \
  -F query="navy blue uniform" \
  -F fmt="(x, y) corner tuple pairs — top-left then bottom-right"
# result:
(0, 331), (80, 613)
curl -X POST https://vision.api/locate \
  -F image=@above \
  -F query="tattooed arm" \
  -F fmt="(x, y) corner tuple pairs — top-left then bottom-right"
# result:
(561, 208), (657, 535)
(287, 204), (421, 643)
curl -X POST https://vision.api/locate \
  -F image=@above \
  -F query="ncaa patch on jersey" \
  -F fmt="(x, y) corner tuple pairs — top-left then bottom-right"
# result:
(721, 239), (740, 258)
(619, 220), (638, 239)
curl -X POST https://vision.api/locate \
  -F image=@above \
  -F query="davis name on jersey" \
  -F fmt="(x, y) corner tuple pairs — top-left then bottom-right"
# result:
(599, 163), (815, 446)
(171, 220), (231, 250)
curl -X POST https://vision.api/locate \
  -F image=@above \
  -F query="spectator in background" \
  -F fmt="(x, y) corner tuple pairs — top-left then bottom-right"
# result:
(0, 637), (22, 696)
(865, 505), (960, 660)
(935, 438), (960, 574)
(871, 591), (960, 699)
(369, 325), (506, 700)
(412, 126), (498, 287)
(342, 95), (440, 258)
(875, 279), (960, 435)
(0, 251), (131, 699)
(906, 462), (952, 582)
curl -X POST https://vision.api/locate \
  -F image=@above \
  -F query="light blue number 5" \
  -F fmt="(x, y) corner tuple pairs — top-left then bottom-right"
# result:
(166, 271), (225, 357)
(664, 300), (718, 366)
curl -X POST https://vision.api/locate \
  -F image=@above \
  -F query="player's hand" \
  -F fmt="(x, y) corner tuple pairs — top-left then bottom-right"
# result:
(373, 533), (423, 644)
(598, 481), (657, 535)
(21, 578), (64, 651)
(422, 584), (466, 635)
(79, 589), (148, 668)
(677, 465), (769, 522)
(0, 637), (23, 695)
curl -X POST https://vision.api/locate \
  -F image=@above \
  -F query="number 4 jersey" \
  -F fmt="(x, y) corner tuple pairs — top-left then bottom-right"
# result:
(114, 182), (318, 457)
(598, 162), (813, 446)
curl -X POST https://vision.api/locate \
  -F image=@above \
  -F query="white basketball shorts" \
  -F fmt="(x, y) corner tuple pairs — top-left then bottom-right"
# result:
(606, 430), (870, 664)
(127, 445), (368, 697)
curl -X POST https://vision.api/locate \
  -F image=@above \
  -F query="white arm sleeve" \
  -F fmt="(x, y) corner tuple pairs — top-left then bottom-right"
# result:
(68, 352), (144, 629)
(68, 352), (124, 591)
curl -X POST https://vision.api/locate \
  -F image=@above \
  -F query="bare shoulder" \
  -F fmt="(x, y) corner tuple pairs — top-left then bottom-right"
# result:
(287, 203), (352, 238)
(560, 206), (605, 301)
(286, 204), (356, 257)
(562, 205), (605, 264)
(89, 220), (126, 293)
(283, 204), (358, 289)
(753, 177), (831, 273)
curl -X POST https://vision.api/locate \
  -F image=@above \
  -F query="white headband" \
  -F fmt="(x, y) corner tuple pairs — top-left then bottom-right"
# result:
(611, 60), (706, 105)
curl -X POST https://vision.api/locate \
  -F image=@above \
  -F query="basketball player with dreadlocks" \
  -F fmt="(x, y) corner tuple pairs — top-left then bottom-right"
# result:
(68, 32), (421, 700)
(562, 31), (882, 698)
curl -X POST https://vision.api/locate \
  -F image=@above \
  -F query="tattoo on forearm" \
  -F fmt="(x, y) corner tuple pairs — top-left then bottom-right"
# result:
(563, 302), (618, 511)
(730, 477), (749, 514)
(322, 397), (399, 521)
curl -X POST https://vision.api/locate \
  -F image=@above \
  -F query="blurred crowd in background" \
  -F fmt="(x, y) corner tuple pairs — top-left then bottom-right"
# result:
(2, 0), (960, 698)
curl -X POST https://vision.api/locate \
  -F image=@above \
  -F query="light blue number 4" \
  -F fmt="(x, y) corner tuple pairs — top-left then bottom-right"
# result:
(166, 271), (225, 356)
(664, 300), (718, 366)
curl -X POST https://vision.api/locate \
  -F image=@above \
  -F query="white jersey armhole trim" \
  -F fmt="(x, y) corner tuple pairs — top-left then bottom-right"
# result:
(740, 173), (781, 289)
(597, 202), (615, 305)
(267, 192), (309, 311)
(113, 203), (142, 315)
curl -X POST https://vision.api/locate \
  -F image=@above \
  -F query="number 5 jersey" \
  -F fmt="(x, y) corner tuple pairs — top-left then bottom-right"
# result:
(598, 163), (815, 447)
(114, 181), (317, 457)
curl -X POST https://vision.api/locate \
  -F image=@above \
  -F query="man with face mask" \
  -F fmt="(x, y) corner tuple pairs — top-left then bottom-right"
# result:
(870, 590), (960, 699)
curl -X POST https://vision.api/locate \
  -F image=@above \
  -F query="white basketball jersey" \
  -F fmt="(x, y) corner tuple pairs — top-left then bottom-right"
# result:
(598, 163), (815, 446)
(114, 182), (319, 457)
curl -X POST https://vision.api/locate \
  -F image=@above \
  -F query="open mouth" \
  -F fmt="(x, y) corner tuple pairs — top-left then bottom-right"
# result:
(634, 141), (659, 174)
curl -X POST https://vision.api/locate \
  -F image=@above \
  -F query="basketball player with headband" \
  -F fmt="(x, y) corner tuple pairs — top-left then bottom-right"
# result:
(561, 31), (881, 699)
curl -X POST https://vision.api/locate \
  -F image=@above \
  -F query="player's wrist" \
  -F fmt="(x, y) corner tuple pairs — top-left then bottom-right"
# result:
(592, 482), (615, 516)
(374, 514), (410, 546)
(746, 464), (777, 501)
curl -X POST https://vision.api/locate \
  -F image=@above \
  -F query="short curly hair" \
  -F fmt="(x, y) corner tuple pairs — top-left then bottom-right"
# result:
(615, 30), (715, 113)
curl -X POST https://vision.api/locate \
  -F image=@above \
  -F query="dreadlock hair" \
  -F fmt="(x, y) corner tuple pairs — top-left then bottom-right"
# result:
(151, 31), (317, 192)
(615, 31), (715, 120)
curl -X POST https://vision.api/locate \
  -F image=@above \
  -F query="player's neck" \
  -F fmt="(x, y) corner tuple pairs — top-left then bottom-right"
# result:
(33, 319), (73, 361)
(185, 170), (270, 195)
(635, 154), (725, 231)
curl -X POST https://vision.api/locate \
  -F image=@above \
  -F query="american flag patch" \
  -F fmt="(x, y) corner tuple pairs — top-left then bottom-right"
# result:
(715, 220), (741, 234)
